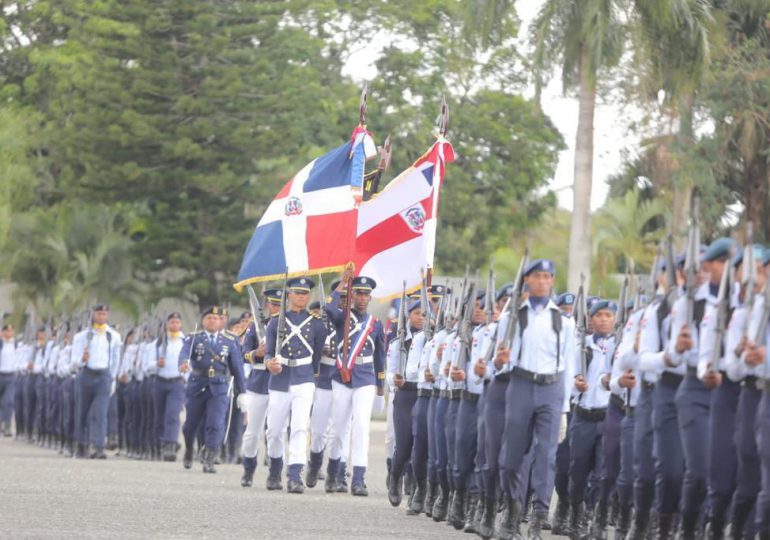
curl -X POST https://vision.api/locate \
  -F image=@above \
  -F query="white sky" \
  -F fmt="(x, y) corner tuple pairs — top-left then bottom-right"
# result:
(341, 1), (639, 211)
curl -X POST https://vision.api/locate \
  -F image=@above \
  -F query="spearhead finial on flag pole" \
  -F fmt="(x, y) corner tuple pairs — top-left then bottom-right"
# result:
(436, 94), (449, 137)
(358, 83), (368, 127)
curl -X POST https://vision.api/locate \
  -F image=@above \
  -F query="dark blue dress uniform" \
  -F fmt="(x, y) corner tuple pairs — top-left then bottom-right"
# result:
(324, 279), (386, 495)
(264, 277), (327, 493)
(180, 308), (245, 473)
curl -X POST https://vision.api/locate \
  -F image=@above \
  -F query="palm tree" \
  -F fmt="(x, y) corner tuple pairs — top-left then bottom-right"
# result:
(530, 0), (626, 292)
(592, 188), (666, 284)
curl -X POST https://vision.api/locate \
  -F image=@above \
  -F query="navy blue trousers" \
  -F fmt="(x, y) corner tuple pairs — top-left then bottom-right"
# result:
(391, 387), (417, 479)
(707, 375), (740, 528)
(568, 412), (604, 508)
(25, 374), (37, 436)
(117, 381), (130, 449)
(618, 408), (635, 509)
(47, 378), (61, 437)
(598, 399), (624, 505)
(75, 369), (111, 448)
(141, 377), (156, 448)
(154, 378), (185, 444)
(434, 396), (450, 492)
(15, 374), (26, 436)
(453, 396), (478, 492)
(411, 394), (430, 486)
(0, 373), (16, 424)
(483, 377), (508, 500)
(61, 377), (76, 441)
(427, 394), (438, 484)
(634, 384), (656, 517)
(502, 373), (563, 513)
(554, 412), (571, 503)
(445, 397), (460, 491)
(734, 384), (761, 536)
(128, 380), (143, 450)
(182, 385), (229, 451)
(675, 374), (711, 525)
(653, 377), (684, 515)
(475, 387), (488, 495)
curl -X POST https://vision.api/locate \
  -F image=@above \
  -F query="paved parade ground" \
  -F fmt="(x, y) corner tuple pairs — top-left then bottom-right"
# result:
(0, 421), (559, 539)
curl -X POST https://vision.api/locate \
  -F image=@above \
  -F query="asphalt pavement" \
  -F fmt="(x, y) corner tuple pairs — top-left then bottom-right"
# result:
(0, 421), (561, 539)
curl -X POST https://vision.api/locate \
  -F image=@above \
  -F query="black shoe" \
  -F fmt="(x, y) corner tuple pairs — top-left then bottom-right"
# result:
(528, 511), (547, 540)
(656, 513), (674, 540)
(406, 482), (426, 515)
(324, 474), (337, 493)
(590, 501), (608, 540)
(351, 483), (368, 497)
(404, 473), (414, 496)
(567, 502), (584, 540)
(183, 447), (193, 469)
(287, 478), (305, 494)
(202, 449), (216, 473)
(388, 474), (403, 507)
(424, 481), (437, 518)
(463, 492), (479, 533)
(306, 465), (320, 488)
(448, 488), (467, 530)
(432, 487), (448, 522)
(496, 498), (522, 540)
(241, 469), (254, 488)
(266, 473), (283, 491)
(477, 496), (497, 539)
(76, 443), (87, 459)
(615, 504), (632, 539)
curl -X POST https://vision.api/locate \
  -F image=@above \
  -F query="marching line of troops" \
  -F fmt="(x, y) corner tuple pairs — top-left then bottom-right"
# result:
(4, 234), (770, 540)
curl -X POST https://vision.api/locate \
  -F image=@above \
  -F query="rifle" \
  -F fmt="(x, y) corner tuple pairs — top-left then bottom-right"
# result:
(158, 317), (168, 360)
(708, 252), (733, 373)
(246, 284), (267, 341)
(753, 280), (770, 347)
(613, 273), (630, 354)
(362, 136), (392, 201)
(502, 246), (530, 351)
(397, 281), (408, 376)
(485, 257), (496, 325)
(455, 266), (470, 321)
(665, 233), (678, 310)
(453, 281), (476, 373)
(420, 270), (433, 341)
(684, 193), (701, 328)
(435, 285), (452, 334)
(317, 274), (328, 325)
(275, 268), (289, 356)
(575, 273), (589, 377)
(740, 222), (757, 344)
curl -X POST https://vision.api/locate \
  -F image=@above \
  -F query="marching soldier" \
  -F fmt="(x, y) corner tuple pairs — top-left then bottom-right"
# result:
(725, 246), (767, 539)
(493, 259), (575, 540)
(387, 299), (423, 505)
(71, 305), (123, 459)
(325, 276), (385, 496)
(0, 321), (19, 436)
(240, 288), (281, 487)
(263, 277), (326, 493)
(179, 306), (246, 473)
(150, 313), (186, 462)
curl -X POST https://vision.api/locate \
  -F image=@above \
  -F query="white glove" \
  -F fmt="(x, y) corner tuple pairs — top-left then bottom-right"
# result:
(373, 394), (385, 414)
(110, 380), (116, 397)
(237, 393), (248, 412)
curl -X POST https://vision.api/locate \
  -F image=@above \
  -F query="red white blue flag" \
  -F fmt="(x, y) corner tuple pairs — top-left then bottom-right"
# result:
(235, 130), (376, 289)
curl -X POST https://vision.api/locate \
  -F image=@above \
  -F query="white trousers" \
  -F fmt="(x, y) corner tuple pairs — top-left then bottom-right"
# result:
(328, 381), (375, 468)
(385, 392), (395, 459)
(241, 390), (269, 459)
(310, 387), (335, 454)
(266, 382), (314, 466)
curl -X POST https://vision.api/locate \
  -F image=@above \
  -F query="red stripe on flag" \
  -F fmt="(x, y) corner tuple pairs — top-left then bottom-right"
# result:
(306, 210), (357, 268)
(275, 178), (293, 199)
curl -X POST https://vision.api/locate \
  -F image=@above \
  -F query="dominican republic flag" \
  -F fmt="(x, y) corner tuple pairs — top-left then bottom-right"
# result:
(235, 128), (376, 289)
(353, 137), (455, 299)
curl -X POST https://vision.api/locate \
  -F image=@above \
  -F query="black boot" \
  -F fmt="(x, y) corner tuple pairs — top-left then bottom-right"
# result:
(729, 501), (751, 540)
(406, 480), (426, 515)
(266, 457), (283, 491)
(286, 464), (305, 494)
(615, 504), (632, 539)
(404, 471), (414, 497)
(529, 511), (547, 540)
(183, 446), (193, 469)
(424, 481), (437, 518)
(679, 512), (697, 540)
(590, 501), (609, 540)
(325, 459), (339, 493)
(202, 447), (216, 473)
(431, 485), (448, 522)
(496, 497), (522, 540)
(463, 492), (479, 533)
(241, 456), (256, 487)
(567, 503), (584, 540)
(552, 499), (570, 536)
(305, 451), (323, 488)
(448, 488), (467, 530)
(477, 496), (497, 539)
(657, 513), (675, 540)
(704, 520), (725, 540)
(388, 473), (403, 507)
(76, 443), (87, 459)
(625, 509), (649, 540)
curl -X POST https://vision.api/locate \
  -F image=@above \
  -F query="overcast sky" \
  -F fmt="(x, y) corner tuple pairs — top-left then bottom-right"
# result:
(341, 1), (640, 212)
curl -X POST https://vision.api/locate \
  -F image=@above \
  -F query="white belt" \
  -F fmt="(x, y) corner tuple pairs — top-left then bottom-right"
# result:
(277, 355), (312, 368)
(354, 355), (373, 365)
(320, 356), (336, 367)
(252, 363), (267, 371)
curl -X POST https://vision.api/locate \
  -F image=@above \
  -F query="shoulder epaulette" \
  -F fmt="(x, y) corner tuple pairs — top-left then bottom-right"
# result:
(311, 312), (322, 320)
(271, 312), (280, 318)
(189, 330), (204, 336)
(223, 330), (237, 339)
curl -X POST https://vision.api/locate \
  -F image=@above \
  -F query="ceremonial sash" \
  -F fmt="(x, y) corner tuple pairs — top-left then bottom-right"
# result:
(337, 314), (375, 373)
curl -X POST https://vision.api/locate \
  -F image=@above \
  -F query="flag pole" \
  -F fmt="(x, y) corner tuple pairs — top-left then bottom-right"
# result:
(340, 263), (355, 384)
